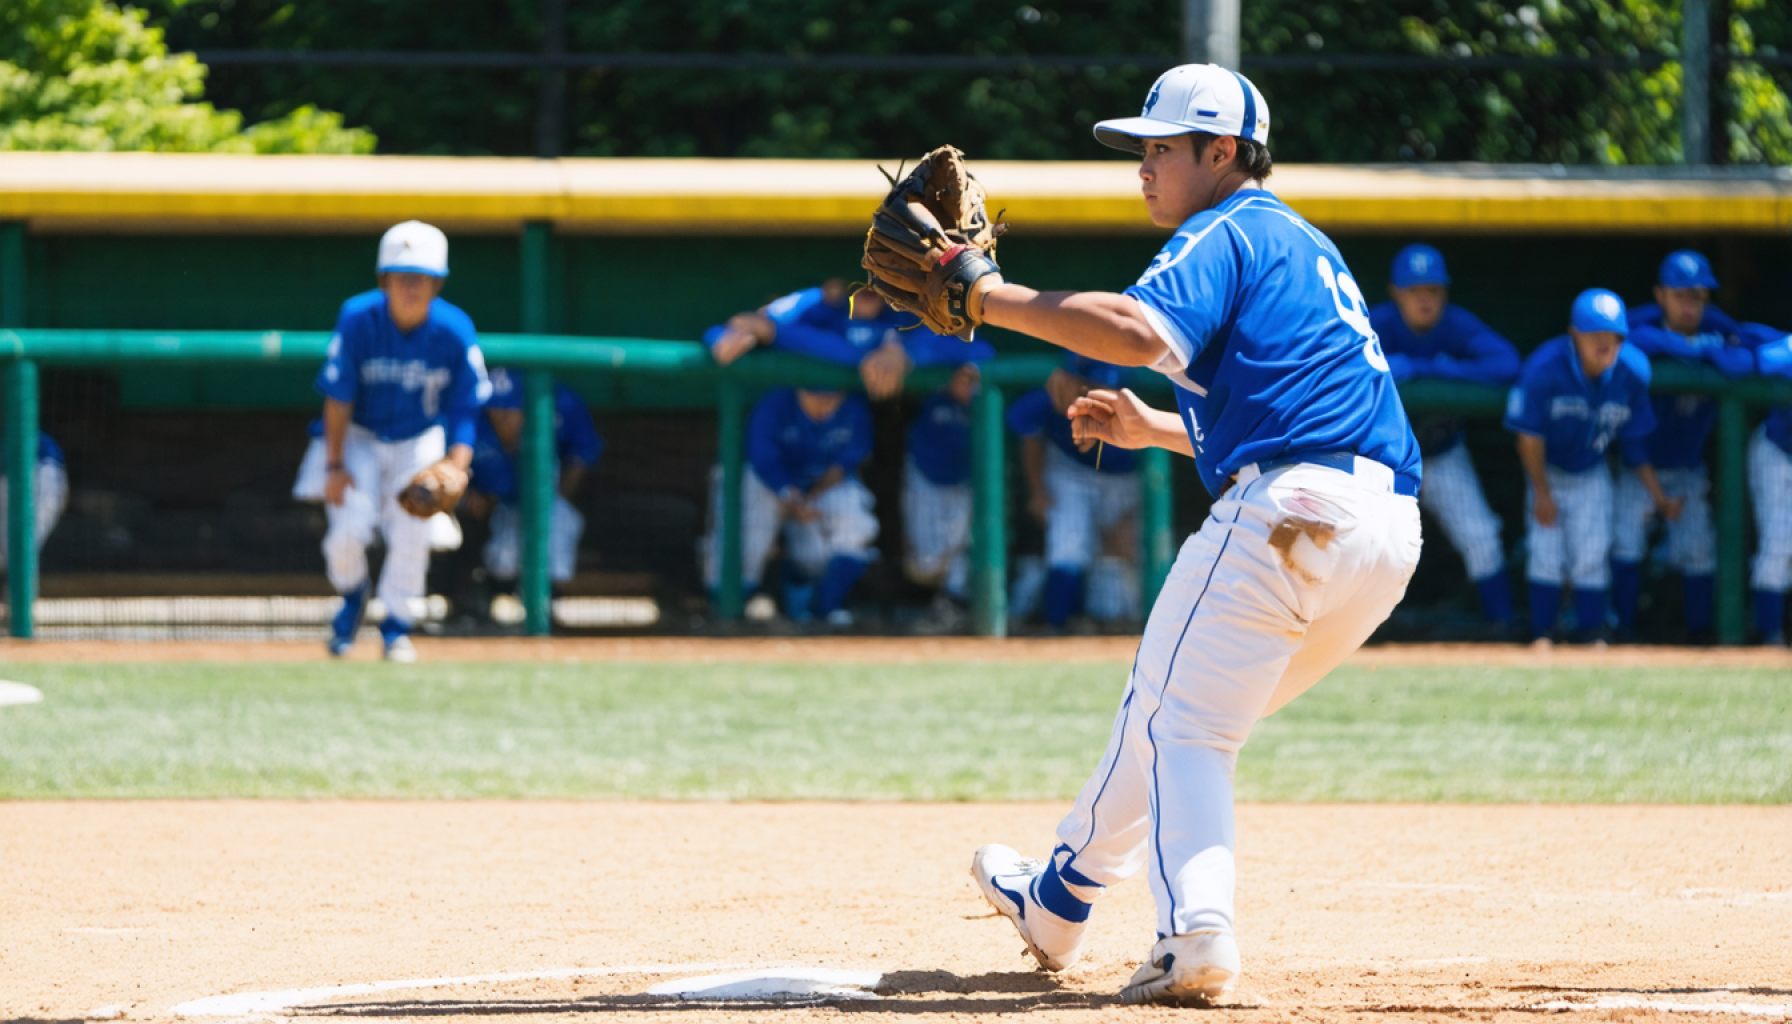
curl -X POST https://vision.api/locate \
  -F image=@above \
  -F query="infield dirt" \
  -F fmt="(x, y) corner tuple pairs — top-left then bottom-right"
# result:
(5, 801), (1789, 1023)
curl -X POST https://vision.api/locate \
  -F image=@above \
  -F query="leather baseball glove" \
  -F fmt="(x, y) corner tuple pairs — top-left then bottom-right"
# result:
(861, 145), (1006, 341)
(397, 459), (469, 518)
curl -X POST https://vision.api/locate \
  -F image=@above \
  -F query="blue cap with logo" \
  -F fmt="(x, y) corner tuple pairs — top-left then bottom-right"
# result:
(1063, 354), (1127, 389)
(1390, 243), (1450, 288)
(1570, 288), (1629, 337)
(1658, 249), (1717, 290)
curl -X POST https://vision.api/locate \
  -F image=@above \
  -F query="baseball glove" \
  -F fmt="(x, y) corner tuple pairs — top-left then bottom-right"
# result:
(397, 459), (469, 518)
(861, 145), (1006, 341)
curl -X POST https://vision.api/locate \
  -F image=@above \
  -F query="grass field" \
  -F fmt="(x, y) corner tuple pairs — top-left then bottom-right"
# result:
(1, 659), (1787, 802)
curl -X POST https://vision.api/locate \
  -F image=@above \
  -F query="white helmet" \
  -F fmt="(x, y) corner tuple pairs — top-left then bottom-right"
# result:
(1094, 64), (1271, 154)
(376, 220), (449, 278)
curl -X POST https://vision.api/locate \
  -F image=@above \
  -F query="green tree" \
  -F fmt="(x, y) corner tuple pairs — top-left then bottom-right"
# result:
(0, 0), (373, 152)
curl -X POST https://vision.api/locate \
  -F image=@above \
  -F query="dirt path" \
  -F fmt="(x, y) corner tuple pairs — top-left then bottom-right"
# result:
(4, 802), (1788, 1023)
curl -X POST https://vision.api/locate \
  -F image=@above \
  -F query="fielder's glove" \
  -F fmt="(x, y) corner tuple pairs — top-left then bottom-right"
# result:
(861, 145), (1006, 341)
(397, 459), (469, 518)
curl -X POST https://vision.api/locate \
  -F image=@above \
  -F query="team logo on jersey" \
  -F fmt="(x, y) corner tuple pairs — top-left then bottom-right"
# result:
(1138, 232), (1197, 285)
(1549, 396), (1589, 420)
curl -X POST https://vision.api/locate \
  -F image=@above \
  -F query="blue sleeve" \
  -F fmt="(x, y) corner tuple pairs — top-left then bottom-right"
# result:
(902, 327), (994, 368)
(438, 311), (492, 450)
(745, 393), (791, 494)
(314, 304), (360, 403)
(833, 397), (874, 471)
(1122, 218), (1245, 369)
(1424, 309), (1521, 385)
(1502, 360), (1550, 436)
(1627, 324), (1704, 362)
(468, 418), (518, 500)
(1619, 437), (1651, 468)
(702, 324), (725, 350)
(762, 287), (827, 329)
(1620, 360), (1657, 443)
(554, 387), (603, 466)
(769, 318), (867, 366)
(1740, 323), (1792, 379)
(1006, 389), (1050, 437)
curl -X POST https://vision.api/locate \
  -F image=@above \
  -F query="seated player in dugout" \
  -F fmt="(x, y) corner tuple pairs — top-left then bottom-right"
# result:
(1368, 244), (1522, 633)
(1746, 325), (1792, 645)
(701, 386), (879, 627)
(0, 432), (68, 574)
(1504, 288), (1672, 645)
(460, 367), (601, 610)
(703, 278), (990, 399)
(1008, 355), (1142, 631)
(1615, 250), (1770, 642)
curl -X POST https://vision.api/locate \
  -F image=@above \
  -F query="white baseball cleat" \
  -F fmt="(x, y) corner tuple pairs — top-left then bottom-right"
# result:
(383, 635), (417, 663)
(1119, 930), (1240, 1006)
(970, 844), (1088, 972)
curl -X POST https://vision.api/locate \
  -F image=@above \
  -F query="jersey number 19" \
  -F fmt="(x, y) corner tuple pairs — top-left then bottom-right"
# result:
(1317, 256), (1390, 373)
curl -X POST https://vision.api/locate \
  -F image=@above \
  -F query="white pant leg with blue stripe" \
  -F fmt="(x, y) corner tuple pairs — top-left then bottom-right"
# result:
(1417, 441), (1504, 580)
(1750, 427), (1792, 591)
(1048, 462), (1422, 939)
(1525, 465), (1612, 587)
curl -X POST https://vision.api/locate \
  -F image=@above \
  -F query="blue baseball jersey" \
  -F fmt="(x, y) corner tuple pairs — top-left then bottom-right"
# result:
(1626, 303), (1760, 470)
(1006, 388), (1137, 475)
(314, 289), (492, 448)
(706, 287), (994, 369)
(1504, 336), (1656, 471)
(1368, 302), (1521, 456)
(907, 391), (973, 486)
(746, 388), (874, 493)
(1123, 188), (1420, 497)
(1744, 323), (1792, 455)
(469, 369), (604, 502)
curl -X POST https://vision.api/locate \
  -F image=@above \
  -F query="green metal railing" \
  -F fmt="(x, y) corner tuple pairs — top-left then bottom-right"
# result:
(3, 328), (1789, 642)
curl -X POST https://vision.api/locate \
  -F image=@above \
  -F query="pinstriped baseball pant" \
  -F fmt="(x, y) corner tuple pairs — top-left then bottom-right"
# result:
(1750, 426), (1792, 591)
(1417, 441), (1504, 580)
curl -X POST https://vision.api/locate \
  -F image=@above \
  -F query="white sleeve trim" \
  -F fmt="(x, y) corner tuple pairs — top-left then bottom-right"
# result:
(1134, 298), (1196, 376)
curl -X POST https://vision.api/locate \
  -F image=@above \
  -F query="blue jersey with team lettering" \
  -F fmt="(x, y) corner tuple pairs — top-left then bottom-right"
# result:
(1744, 324), (1792, 455)
(314, 289), (491, 448)
(1123, 188), (1420, 497)
(1504, 336), (1656, 472)
(1006, 388), (1136, 475)
(1368, 302), (1521, 456)
(907, 392), (973, 486)
(745, 388), (873, 493)
(468, 369), (603, 502)
(1626, 303), (1761, 470)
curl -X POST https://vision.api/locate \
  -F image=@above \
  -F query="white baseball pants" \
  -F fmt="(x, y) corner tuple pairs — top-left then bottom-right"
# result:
(1750, 427), (1792, 591)
(485, 497), (585, 584)
(1612, 465), (1715, 574)
(1525, 465), (1612, 588)
(702, 466), (880, 590)
(1049, 459), (1422, 939)
(319, 424), (444, 625)
(902, 456), (971, 597)
(1044, 443), (1140, 570)
(0, 462), (68, 571)
(1418, 441), (1505, 580)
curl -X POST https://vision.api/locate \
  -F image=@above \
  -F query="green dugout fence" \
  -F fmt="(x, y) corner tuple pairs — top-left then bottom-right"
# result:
(3, 326), (1789, 643)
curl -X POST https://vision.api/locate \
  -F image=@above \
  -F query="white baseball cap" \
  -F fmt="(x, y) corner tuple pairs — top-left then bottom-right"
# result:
(1094, 64), (1271, 153)
(376, 220), (449, 278)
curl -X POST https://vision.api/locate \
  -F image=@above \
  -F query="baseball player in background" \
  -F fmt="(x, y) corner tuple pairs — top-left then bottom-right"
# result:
(1744, 325), (1792, 644)
(464, 367), (601, 595)
(1505, 288), (1669, 644)
(701, 386), (878, 626)
(310, 220), (491, 662)
(1616, 250), (1763, 641)
(1007, 355), (1141, 630)
(1369, 244), (1521, 630)
(0, 433), (68, 572)
(902, 362), (985, 628)
(936, 64), (1424, 1005)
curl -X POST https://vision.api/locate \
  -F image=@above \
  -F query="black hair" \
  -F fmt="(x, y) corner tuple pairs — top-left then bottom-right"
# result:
(1190, 133), (1274, 182)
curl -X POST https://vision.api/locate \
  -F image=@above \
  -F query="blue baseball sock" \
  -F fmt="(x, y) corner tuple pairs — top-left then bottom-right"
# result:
(1683, 573), (1715, 637)
(379, 615), (411, 644)
(1610, 560), (1642, 631)
(1034, 844), (1103, 922)
(331, 580), (369, 642)
(814, 555), (869, 617)
(1044, 567), (1086, 629)
(1754, 588), (1787, 643)
(1473, 572), (1514, 626)
(1528, 581), (1562, 640)
(1571, 587), (1607, 642)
